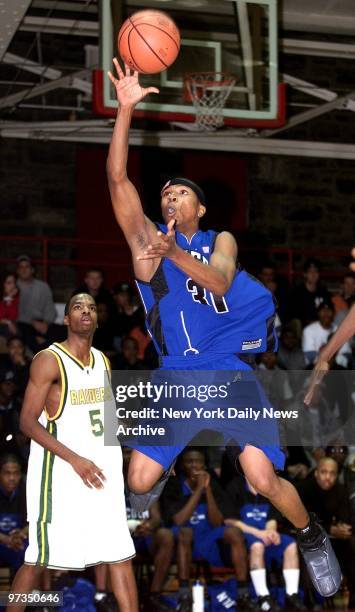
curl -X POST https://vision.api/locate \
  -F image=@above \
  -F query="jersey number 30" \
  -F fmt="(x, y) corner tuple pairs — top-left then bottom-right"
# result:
(186, 279), (228, 313)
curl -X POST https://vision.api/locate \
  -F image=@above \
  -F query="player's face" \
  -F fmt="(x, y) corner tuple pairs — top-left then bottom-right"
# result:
(0, 462), (21, 493)
(315, 459), (338, 490)
(65, 295), (98, 334)
(161, 185), (204, 228)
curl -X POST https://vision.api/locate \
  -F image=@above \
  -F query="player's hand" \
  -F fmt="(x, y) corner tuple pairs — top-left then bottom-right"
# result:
(193, 470), (210, 490)
(134, 520), (154, 536)
(137, 219), (178, 261)
(70, 455), (106, 489)
(259, 530), (274, 545)
(108, 58), (159, 108)
(9, 530), (25, 551)
(304, 357), (330, 406)
(330, 522), (352, 539)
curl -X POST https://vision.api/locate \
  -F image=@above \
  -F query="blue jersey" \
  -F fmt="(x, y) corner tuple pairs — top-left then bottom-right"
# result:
(136, 226), (277, 358)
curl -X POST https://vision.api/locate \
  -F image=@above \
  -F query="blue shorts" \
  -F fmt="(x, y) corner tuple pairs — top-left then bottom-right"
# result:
(244, 533), (295, 566)
(125, 354), (284, 471)
(172, 525), (227, 567)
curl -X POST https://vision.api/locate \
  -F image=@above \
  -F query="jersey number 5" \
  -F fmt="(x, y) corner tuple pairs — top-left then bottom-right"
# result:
(89, 409), (104, 437)
(186, 278), (228, 313)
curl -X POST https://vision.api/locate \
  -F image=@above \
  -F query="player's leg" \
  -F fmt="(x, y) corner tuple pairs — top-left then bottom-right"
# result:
(176, 527), (193, 611)
(239, 446), (341, 597)
(6, 564), (45, 612)
(282, 539), (306, 609)
(108, 559), (138, 612)
(148, 528), (175, 611)
(223, 527), (255, 610)
(128, 450), (165, 493)
(247, 539), (279, 611)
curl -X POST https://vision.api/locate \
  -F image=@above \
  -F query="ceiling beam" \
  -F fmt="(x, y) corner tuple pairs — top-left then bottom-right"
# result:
(2, 120), (355, 159)
(3, 52), (62, 80)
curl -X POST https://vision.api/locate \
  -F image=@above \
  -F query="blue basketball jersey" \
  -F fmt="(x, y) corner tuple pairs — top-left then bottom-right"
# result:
(136, 226), (277, 358)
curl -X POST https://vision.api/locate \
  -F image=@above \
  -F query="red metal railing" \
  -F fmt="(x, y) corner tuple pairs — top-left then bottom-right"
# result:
(0, 235), (351, 286)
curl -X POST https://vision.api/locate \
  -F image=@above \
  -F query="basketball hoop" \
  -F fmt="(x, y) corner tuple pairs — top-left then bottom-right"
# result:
(184, 72), (236, 131)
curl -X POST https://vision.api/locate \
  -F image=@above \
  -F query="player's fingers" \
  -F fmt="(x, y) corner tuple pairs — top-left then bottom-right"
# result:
(107, 71), (118, 85)
(112, 57), (124, 79)
(125, 63), (132, 76)
(136, 253), (161, 261)
(144, 87), (160, 95)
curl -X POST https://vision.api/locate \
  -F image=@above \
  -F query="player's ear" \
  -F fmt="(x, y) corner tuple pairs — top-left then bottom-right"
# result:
(63, 315), (69, 327)
(198, 205), (206, 219)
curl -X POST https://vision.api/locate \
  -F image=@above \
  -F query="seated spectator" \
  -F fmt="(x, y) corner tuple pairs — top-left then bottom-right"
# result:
(112, 282), (144, 338)
(325, 443), (349, 484)
(111, 337), (146, 370)
(225, 473), (305, 611)
(0, 337), (30, 400)
(161, 448), (252, 611)
(0, 453), (27, 572)
(257, 352), (293, 408)
(0, 273), (19, 340)
(16, 255), (57, 352)
(75, 268), (115, 313)
(288, 258), (331, 328)
(302, 302), (351, 367)
(332, 272), (355, 316)
(277, 327), (306, 395)
(123, 448), (174, 612)
(297, 457), (355, 607)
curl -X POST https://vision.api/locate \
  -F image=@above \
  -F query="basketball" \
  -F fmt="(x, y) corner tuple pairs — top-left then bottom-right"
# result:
(118, 10), (180, 74)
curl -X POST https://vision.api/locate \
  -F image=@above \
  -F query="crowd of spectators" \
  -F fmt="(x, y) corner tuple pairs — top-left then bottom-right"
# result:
(0, 253), (354, 611)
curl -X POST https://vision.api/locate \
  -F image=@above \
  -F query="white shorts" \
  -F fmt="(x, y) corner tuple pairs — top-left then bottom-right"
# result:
(25, 447), (135, 570)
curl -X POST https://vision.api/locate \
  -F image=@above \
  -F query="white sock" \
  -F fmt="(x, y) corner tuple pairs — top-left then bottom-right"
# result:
(250, 569), (269, 597)
(283, 569), (300, 595)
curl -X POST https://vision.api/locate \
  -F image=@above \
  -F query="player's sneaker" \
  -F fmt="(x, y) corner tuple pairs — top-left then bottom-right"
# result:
(284, 594), (307, 611)
(257, 595), (281, 611)
(129, 461), (176, 512)
(297, 515), (342, 597)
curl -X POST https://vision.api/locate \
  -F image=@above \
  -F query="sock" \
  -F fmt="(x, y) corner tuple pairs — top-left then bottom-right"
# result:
(237, 580), (249, 598)
(94, 591), (108, 602)
(250, 569), (270, 597)
(283, 569), (300, 596)
(297, 515), (322, 545)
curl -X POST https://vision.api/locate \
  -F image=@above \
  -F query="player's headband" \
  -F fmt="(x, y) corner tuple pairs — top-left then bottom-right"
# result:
(161, 178), (206, 205)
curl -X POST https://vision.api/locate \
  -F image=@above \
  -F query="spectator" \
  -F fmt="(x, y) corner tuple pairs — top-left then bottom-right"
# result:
(161, 448), (252, 611)
(112, 282), (144, 338)
(302, 302), (351, 367)
(0, 273), (19, 339)
(332, 272), (355, 316)
(257, 352), (293, 409)
(16, 255), (56, 352)
(225, 474), (306, 611)
(75, 268), (115, 313)
(0, 337), (30, 400)
(0, 371), (21, 450)
(0, 453), (27, 572)
(277, 327), (306, 395)
(288, 258), (331, 328)
(111, 337), (146, 370)
(123, 448), (174, 612)
(257, 261), (289, 323)
(297, 457), (355, 607)
(325, 444), (349, 484)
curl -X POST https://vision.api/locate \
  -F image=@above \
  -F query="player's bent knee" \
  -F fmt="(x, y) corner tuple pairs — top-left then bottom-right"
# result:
(127, 470), (154, 494)
(250, 541), (265, 554)
(249, 474), (279, 498)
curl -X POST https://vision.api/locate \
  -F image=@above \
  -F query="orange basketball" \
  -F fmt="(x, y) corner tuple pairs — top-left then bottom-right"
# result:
(118, 10), (180, 74)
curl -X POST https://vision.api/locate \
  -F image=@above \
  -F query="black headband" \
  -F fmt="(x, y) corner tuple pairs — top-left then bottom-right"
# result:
(161, 177), (206, 205)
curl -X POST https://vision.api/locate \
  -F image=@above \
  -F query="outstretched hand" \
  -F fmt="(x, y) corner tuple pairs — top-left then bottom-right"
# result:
(107, 58), (159, 108)
(137, 219), (178, 261)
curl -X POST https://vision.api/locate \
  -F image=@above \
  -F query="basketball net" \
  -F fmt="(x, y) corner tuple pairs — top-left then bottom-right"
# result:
(185, 72), (236, 131)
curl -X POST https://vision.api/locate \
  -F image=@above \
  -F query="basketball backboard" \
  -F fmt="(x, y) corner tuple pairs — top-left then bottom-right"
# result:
(94, 0), (285, 128)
